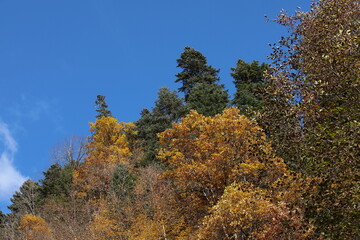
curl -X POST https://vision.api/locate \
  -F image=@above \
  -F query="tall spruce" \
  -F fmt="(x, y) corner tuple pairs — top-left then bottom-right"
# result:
(175, 46), (219, 101)
(38, 163), (74, 203)
(176, 46), (229, 116)
(231, 60), (268, 115)
(135, 87), (187, 165)
(95, 95), (112, 119)
(187, 83), (229, 116)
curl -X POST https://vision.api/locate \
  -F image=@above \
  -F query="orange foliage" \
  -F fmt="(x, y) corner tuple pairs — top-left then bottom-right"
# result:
(18, 214), (53, 240)
(158, 108), (314, 237)
(158, 108), (286, 213)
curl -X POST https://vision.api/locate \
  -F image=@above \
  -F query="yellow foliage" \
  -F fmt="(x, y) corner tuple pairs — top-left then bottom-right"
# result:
(18, 214), (53, 240)
(128, 165), (188, 239)
(89, 200), (124, 240)
(198, 183), (315, 239)
(73, 116), (134, 199)
(158, 108), (314, 238)
(158, 108), (288, 212)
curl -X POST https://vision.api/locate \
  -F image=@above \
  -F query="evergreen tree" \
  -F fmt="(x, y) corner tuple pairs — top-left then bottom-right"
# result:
(39, 163), (74, 203)
(187, 83), (229, 116)
(95, 95), (112, 119)
(175, 46), (219, 101)
(8, 180), (40, 215)
(135, 87), (187, 165)
(231, 59), (268, 115)
(110, 163), (135, 200)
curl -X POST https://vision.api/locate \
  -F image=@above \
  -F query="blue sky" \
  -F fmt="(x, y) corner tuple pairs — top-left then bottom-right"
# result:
(0, 0), (310, 212)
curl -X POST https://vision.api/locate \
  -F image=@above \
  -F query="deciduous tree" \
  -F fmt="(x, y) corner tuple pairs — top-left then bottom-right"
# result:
(261, 0), (360, 238)
(158, 108), (309, 236)
(18, 214), (53, 240)
(73, 116), (134, 199)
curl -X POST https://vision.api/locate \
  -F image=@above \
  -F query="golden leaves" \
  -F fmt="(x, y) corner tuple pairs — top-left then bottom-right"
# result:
(156, 108), (311, 237)
(73, 116), (134, 199)
(18, 214), (53, 240)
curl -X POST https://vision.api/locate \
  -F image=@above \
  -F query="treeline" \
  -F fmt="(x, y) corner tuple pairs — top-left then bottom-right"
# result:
(1, 0), (359, 239)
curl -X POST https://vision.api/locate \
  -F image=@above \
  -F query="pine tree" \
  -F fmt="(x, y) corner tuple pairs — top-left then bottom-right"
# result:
(135, 87), (187, 165)
(38, 163), (74, 203)
(231, 59), (268, 115)
(175, 46), (219, 101)
(187, 83), (229, 116)
(95, 95), (112, 119)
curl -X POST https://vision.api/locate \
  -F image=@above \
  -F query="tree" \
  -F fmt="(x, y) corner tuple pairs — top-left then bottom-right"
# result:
(110, 163), (135, 200)
(73, 116), (134, 199)
(38, 163), (74, 203)
(129, 164), (185, 239)
(157, 108), (311, 236)
(135, 87), (187, 165)
(198, 184), (314, 240)
(18, 214), (53, 240)
(231, 59), (268, 116)
(95, 95), (112, 119)
(89, 199), (124, 240)
(187, 82), (229, 117)
(8, 180), (40, 216)
(51, 135), (87, 168)
(175, 46), (219, 101)
(0, 211), (5, 239)
(261, 0), (360, 238)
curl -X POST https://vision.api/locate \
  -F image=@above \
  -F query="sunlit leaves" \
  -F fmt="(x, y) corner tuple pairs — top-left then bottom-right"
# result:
(18, 214), (53, 240)
(158, 108), (310, 236)
(73, 116), (135, 199)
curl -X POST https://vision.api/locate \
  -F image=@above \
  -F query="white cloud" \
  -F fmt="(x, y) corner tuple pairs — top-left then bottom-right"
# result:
(0, 121), (27, 202)
(0, 122), (17, 153)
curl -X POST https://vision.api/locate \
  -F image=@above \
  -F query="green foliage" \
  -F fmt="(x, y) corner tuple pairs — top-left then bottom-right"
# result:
(187, 83), (229, 117)
(175, 46), (229, 116)
(95, 95), (112, 119)
(110, 163), (136, 199)
(8, 180), (40, 215)
(39, 163), (74, 203)
(175, 46), (219, 101)
(231, 59), (268, 115)
(5, 3), (359, 238)
(135, 87), (187, 165)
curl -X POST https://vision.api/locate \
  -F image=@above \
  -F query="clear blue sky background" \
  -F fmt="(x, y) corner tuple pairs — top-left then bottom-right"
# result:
(0, 0), (310, 213)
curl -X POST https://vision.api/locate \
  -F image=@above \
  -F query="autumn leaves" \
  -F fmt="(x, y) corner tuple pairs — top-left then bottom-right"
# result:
(157, 108), (314, 239)
(39, 108), (313, 239)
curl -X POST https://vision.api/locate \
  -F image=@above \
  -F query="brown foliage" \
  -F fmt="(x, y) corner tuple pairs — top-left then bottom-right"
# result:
(261, 0), (360, 238)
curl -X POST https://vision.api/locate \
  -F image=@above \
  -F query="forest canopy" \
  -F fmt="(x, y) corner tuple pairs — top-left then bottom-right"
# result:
(1, 0), (359, 239)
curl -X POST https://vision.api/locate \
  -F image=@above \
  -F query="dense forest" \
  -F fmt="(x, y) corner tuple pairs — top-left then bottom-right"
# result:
(1, 0), (359, 239)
